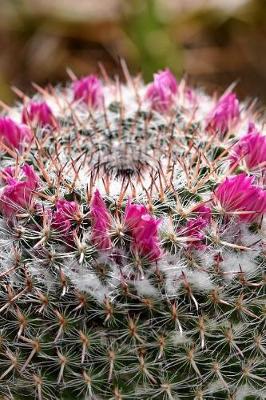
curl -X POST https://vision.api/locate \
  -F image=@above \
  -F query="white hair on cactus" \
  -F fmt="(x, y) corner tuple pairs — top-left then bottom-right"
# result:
(170, 332), (191, 346)
(205, 380), (228, 396)
(134, 277), (159, 298)
(158, 254), (185, 297)
(239, 223), (264, 247)
(0, 220), (20, 278)
(235, 384), (266, 400)
(220, 249), (260, 279)
(185, 270), (215, 292)
(27, 260), (55, 290)
(62, 251), (137, 302)
(63, 258), (112, 302)
(195, 248), (216, 270)
(0, 219), (14, 247)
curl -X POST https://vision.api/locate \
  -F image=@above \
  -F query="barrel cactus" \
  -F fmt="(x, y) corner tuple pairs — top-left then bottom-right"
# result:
(0, 66), (265, 400)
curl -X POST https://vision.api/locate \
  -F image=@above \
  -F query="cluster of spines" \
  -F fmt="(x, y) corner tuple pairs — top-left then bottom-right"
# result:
(0, 257), (264, 399)
(0, 65), (265, 399)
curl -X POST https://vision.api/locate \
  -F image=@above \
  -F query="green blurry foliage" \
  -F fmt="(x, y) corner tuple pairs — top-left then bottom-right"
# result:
(123, 0), (183, 80)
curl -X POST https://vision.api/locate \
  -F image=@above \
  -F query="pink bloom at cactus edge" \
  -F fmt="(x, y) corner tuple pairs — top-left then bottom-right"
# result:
(0, 164), (39, 218)
(124, 201), (149, 231)
(230, 122), (266, 171)
(133, 213), (161, 261)
(52, 199), (80, 233)
(177, 206), (211, 249)
(214, 173), (266, 222)
(22, 101), (57, 128)
(146, 69), (178, 113)
(0, 166), (15, 184)
(0, 117), (32, 151)
(73, 75), (104, 108)
(1, 164), (38, 185)
(206, 92), (240, 135)
(125, 201), (161, 261)
(91, 190), (112, 250)
(192, 204), (212, 224)
(182, 217), (209, 249)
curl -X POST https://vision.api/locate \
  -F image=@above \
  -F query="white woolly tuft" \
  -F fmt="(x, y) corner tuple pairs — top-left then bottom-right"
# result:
(195, 249), (216, 270)
(185, 270), (215, 291)
(235, 384), (266, 400)
(134, 277), (159, 298)
(158, 254), (185, 297)
(170, 332), (191, 346)
(63, 258), (112, 303)
(220, 249), (260, 279)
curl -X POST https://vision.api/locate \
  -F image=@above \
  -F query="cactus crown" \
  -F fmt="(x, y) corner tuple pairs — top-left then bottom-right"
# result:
(0, 65), (265, 400)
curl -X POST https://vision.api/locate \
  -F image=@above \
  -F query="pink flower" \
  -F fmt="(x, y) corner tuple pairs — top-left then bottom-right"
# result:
(1, 166), (17, 184)
(0, 164), (39, 218)
(90, 190), (112, 250)
(214, 173), (266, 222)
(20, 165), (40, 191)
(52, 199), (80, 233)
(146, 69), (178, 113)
(230, 122), (266, 171)
(133, 214), (161, 261)
(0, 117), (32, 151)
(73, 75), (104, 108)
(192, 204), (212, 224)
(206, 92), (240, 135)
(182, 217), (209, 249)
(1, 164), (39, 187)
(125, 201), (161, 261)
(124, 202), (149, 230)
(178, 206), (211, 249)
(22, 101), (57, 128)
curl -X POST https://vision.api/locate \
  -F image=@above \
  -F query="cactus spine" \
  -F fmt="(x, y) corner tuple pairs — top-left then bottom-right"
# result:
(0, 66), (265, 400)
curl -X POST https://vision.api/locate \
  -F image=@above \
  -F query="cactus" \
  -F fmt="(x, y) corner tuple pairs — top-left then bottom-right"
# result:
(0, 66), (265, 400)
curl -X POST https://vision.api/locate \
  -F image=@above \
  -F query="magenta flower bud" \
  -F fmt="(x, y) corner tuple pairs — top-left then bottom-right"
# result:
(125, 200), (161, 261)
(230, 122), (266, 171)
(124, 201), (149, 230)
(1, 166), (17, 184)
(183, 217), (209, 249)
(206, 92), (240, 135)
(0, 117), (32, 151)
(178, 206), (211, 249)
(192, 205), (212, 224)
(22, 101), (57, 128)
(154, 69), (178, 94)
(133, 213), (161, 261)
(21, 164), (40, 188)
(0, 164), (39, 218)
(1, 164), (39, 188)
(146, 69), (178, 113)
(73, 75), (104, 108)
(90, 190), (112, 250)
(214, 173), (266, 222)
(52, 199), (80, 233)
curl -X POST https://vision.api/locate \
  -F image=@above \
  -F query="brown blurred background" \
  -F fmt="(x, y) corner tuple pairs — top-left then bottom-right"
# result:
(0, 0), (266, 104)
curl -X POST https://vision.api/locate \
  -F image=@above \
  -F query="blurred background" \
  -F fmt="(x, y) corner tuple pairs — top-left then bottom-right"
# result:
(0, 0), (266, 104)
